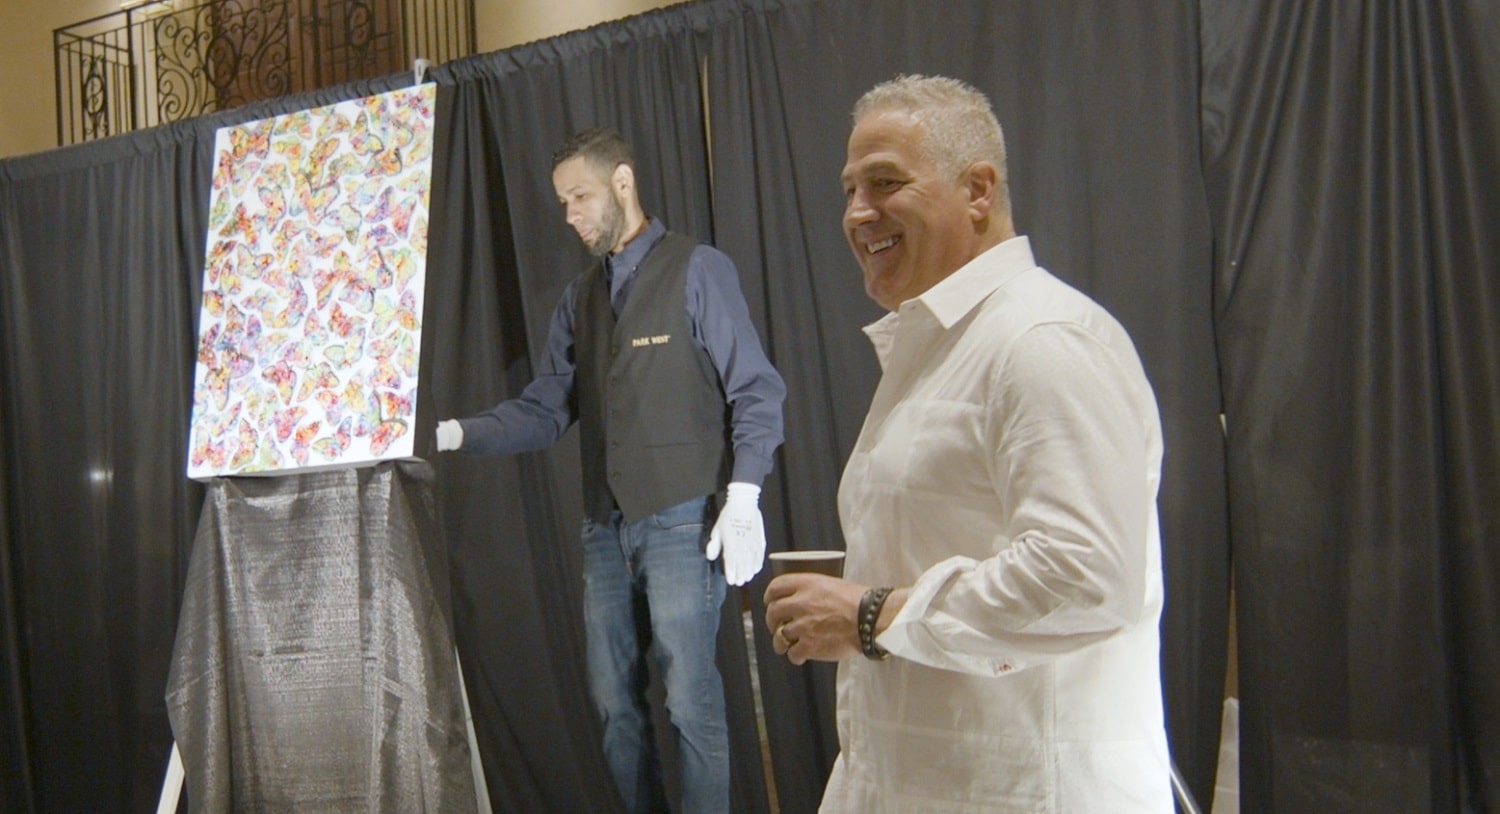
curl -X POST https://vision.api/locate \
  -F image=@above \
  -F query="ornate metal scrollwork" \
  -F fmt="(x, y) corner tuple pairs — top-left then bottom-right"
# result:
(56, 0), (472, 146)
(153, 0), (293, 120)
(79, 54), (112, 140)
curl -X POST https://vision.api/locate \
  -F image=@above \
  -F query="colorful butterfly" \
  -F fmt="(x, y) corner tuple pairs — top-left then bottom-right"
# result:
(269, 282), (309, 330)
(389, 193), (418, 237)
(339, 277), (376, 315)
(371, 289), (419, 336)
(328, 303), (364, 338)
(365, 146), (403, 178)
(272, 138), (305, 162)
(274, 109), (313, 141)
(214, 156), (263, 200)
(301, 309), (329, 347)
(354, 389), (408, 456)
(218, 202), (259, 246)
(323, 325), (365, 369)
(260, 360), (297, 403)
(189, 400), (242, 468)
(271, 405), (308, 442)
(228, 124), (271, 162)
(315, 110), (353, 140)
(334, 202), (364, 242)
(369, 330), (417, 378)
(197, 325), (220, 368)
(230, 417), (260, 469)
(231, 242), (274, 280)
(199, 364), (232, 411)
(408, 217), (428, 255)
(294, 361), (342, 403)
(376, 387), (415, 425)
(290, 420), (323, 466)
(313, 388), (346, 424)
(257, 182), (286, 222)
(350, 121), (385, 156)
(311, 417), (354, 461)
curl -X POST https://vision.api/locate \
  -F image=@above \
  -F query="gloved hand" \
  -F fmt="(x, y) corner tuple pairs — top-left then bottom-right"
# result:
(706, 482), (766, 586)
(435, 419), (464, 452)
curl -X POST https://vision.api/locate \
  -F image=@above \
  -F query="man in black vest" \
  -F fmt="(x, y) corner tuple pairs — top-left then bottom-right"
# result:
(434, 128), (786, 814)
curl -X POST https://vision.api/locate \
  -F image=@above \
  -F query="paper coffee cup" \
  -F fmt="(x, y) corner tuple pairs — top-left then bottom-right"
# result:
(768, 550), (846, 578)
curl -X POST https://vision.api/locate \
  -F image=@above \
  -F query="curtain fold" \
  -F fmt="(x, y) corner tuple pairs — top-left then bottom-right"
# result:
(0, 138), (210, 811)
(1201, 0), (1500, 810)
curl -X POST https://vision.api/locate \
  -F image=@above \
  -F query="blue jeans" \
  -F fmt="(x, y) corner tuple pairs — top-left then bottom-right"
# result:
(581, 496), (729, 814)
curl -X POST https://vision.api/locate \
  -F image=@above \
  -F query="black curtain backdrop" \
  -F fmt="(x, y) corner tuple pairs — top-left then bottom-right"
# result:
(3, 1), (1493, 813)
(1201, 1), (1500, 811)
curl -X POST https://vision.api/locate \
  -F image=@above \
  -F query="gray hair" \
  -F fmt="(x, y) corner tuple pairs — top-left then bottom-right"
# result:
(853, 75), (1009, 204)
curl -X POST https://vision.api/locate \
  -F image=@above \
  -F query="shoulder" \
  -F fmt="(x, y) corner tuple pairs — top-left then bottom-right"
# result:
(683, 241), (737, 277)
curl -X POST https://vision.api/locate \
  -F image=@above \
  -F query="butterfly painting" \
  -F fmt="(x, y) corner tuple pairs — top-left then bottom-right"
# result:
(187, 84), (434, 479)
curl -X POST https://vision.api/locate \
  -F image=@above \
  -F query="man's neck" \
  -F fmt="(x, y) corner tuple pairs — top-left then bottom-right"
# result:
(611, 214), (650, 256)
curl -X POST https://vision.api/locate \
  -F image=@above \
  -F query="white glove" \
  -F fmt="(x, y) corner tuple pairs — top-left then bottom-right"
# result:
(435, 419), (464, 452)
(706, 482), (766, 586)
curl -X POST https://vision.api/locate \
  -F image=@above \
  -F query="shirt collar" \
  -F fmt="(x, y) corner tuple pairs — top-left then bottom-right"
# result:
(863, 235), (1037, 345)
(607, 216), (665, 276)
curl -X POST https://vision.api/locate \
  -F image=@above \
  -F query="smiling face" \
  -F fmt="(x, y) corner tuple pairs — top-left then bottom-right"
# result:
(841, 110), (995, 311)
(553, 155), (630, 257)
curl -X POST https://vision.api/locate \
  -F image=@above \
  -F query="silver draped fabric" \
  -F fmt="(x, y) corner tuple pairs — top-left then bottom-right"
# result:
(165, 460), (478, 813)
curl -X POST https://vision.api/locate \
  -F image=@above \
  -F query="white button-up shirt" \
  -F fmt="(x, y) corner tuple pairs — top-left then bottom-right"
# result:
(823, 237), (1174, 813)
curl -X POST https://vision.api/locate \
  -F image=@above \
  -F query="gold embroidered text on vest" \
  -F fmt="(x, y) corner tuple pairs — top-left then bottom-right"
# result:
(631, 334), (672, 347)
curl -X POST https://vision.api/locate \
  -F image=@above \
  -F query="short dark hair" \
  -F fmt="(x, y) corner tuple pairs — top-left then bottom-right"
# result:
(551, 127), (635, 175)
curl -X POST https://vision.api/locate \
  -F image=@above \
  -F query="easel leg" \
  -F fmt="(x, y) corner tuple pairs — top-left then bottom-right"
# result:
(155, 741), (184, 814)
(455, 649), (493, 814)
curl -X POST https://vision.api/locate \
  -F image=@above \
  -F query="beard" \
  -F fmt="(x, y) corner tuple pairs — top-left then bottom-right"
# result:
(584, 190), (628, 257)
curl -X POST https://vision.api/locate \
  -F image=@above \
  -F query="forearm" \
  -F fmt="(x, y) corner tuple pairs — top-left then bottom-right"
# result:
(456, 371), (574, 456)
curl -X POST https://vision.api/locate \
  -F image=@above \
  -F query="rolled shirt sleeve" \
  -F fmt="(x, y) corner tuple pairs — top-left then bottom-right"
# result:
(877, 322), (1158, 676)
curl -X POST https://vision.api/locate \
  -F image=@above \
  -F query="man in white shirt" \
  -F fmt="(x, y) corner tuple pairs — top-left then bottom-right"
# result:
(763, 74), (1174, 812)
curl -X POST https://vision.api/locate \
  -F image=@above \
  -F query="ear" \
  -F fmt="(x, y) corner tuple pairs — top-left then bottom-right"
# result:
(611, 163), (635, 195)
(964, 160), (1000, 222)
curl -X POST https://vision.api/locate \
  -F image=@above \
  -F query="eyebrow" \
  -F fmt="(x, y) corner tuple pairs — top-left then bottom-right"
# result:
(842, 159), (903, 183)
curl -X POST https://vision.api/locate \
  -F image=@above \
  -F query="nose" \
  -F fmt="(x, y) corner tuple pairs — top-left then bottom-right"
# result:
(844, 187), (876, 229)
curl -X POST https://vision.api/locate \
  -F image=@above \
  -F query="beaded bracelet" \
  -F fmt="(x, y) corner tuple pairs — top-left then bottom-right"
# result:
(858, 586), (893, 661)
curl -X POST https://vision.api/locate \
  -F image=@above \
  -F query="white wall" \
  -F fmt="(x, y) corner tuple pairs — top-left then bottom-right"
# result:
(0, 0), (685, 159)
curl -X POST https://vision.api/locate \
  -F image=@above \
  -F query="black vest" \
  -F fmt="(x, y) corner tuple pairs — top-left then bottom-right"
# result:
(575, 232), (730, 523)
